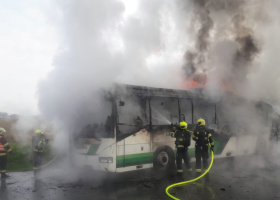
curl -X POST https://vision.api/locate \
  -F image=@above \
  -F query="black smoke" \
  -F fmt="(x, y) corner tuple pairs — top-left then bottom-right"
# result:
(183, 0), (262, 89)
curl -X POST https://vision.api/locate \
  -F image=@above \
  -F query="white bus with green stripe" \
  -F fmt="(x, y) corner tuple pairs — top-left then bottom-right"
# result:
(72, 84), (280, 173)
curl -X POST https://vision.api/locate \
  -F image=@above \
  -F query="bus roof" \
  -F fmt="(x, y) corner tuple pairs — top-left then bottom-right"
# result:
(115, 83), (206, 99)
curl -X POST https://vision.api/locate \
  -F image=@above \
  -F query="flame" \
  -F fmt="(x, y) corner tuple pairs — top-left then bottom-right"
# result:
(185, 73), (207, 89)
(184, 75), (231, 91)
(186, 80), (205, 88)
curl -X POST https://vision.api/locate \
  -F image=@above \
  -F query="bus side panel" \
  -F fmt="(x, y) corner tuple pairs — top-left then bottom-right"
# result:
(212, 135), (257, 159)
(99, 142), (117, 172)
(116, 129), (152, 170)
(212, 137), (235, 159)
(152, 130), (196, 157)
(152, 130), (176, 152)
(236, 135), (257, 155)
(116, 164), (151, 172)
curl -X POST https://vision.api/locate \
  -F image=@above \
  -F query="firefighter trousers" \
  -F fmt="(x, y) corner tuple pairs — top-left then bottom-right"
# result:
(195, 145), (209, 173)
(34, 152), (43, 171)
(176, 148), (191, 173)
(0, 154), (7, 173)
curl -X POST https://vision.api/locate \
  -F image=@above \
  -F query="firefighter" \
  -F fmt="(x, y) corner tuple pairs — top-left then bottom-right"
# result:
(193, 118), (214, 176)
(0, 128), (12, 178)
(171, 121), (193, 175)
(32, 130), (48, 175)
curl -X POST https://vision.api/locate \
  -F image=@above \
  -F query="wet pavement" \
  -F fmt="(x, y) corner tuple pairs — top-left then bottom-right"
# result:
(1, 155), (280, 200)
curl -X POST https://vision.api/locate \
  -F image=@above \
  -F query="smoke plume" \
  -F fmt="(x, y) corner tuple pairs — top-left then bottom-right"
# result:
(37, 0), (189, 132)
(182, 0), (269, 95)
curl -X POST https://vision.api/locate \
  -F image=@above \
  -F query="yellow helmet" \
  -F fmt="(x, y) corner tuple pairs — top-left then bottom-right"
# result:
(180, 121), (188, 129)
(35, 130), (42, 135)
(197, 118), (205, 126)
(0, 128), (6, 135)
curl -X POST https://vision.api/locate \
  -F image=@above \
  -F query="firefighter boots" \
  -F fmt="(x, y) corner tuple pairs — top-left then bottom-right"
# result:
(1, 173), (10, 179)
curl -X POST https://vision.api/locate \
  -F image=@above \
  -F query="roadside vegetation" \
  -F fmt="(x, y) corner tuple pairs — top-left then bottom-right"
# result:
(7, 143), (53, 171)
(0, 118), (55, 171)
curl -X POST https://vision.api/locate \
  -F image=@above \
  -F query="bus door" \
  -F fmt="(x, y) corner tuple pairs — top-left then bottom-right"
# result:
(116, 95), (151, 170)
(150, 97), (179, 153)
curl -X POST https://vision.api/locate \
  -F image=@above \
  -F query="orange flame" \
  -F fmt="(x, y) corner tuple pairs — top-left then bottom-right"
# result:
(186, 80), (205, 88)
(184, 75), (231, 91)
(185, 73), (207, 89)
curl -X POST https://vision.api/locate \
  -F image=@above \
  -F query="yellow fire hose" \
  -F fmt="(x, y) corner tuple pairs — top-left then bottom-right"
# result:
(165, 151), (214, 200)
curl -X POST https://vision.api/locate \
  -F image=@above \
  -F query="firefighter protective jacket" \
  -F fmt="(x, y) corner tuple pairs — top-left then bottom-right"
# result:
(0, 134), (12, 156)
(192, 125), (214, 147)
(171, 129), (193, 148)
(32, 134), (46, 153)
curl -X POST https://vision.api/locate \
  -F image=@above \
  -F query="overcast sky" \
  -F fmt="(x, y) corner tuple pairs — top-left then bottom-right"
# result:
(0, 0), (139, 116)
(0, 0), (58, 115)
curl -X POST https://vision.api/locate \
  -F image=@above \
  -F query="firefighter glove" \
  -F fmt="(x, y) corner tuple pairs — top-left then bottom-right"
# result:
(210, 146), (214, 152)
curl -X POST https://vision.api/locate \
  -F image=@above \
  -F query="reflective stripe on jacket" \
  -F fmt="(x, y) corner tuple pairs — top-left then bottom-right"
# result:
(32, 135), (46, 152)
(193, 125), (214, 147)
(172, 129), (193, 148)
(0, 135), (12, 153)
(0, 136), (5, 152)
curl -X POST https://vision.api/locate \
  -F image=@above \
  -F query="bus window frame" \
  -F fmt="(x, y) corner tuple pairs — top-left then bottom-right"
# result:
(150, 96), (180, 126)
(115, 95), (150, 138)
(95, 96), (116, 139)
(114, 94), (220, 139)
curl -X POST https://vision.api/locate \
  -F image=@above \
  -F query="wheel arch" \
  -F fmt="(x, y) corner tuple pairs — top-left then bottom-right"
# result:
(153, 145), (176, 173)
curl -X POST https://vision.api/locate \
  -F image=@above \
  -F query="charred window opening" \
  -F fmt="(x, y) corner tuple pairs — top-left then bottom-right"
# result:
(78, 97), (114, 139)
(117, 95), (149, 136)
(150, 97), (179, 125)
(179, 99), (192, 125)
(216, 103), (230, 125)
(193, 99), (215, 127)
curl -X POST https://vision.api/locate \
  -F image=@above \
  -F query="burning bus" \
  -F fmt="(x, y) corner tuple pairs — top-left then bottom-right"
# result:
(72, 84), (280, 173)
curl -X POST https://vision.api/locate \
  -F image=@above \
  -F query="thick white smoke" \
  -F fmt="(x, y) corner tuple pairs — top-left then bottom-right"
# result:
(37, 0), (193, 131)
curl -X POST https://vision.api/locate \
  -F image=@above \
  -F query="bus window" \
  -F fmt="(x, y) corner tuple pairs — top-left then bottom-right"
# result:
(193, 99), (215, 126)
(79, 98), (114, 139)
(216, 103), (230, 125)
(150, 97), (179, 125)
(117, 96), (149, 135)
(179, 99), (192, 124)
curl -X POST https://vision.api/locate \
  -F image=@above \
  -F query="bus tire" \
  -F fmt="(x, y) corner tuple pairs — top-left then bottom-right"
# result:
(153, 145), (175, 174)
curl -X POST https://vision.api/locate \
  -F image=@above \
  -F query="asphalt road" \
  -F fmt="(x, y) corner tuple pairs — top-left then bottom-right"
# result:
(1, 154), (280, 200)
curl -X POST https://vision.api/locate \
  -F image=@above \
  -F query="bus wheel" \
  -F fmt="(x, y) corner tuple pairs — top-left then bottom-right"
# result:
(153, 146), (175, 173)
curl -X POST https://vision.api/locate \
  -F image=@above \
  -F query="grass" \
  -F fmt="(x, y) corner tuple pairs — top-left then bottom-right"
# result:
(6, 143), (52, 172)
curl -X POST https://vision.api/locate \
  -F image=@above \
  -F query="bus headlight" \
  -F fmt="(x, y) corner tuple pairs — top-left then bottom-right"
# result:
(99, 157), (113, 163)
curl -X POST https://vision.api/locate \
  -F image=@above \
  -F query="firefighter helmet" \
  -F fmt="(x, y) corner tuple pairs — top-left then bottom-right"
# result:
(0, 128), (6, 134)
(35, 130), (42, 135)
(197, 118), (205, 126)
(180, 121), (188, 129)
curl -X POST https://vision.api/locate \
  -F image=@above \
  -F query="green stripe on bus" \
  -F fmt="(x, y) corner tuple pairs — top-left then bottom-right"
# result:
(117, 152), (153, 168)
(213, 138), (230, 155)
(116, 138), (229, 168)
(87, 144), (101, 155)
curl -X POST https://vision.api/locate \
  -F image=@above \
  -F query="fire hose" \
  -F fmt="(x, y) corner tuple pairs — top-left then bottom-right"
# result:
(165, 150), (214, 200)
(40, 150), (62, 168)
